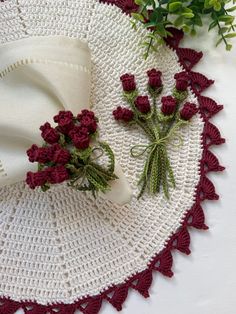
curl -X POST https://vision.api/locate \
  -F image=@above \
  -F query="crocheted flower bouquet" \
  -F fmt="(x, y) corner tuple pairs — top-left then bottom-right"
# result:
(26, 110), (117, 195)
(113, 69), (198, 198)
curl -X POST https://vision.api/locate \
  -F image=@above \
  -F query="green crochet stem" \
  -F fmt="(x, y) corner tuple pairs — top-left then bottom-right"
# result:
(67, 142), (117, 196)
(125, 88), (188, 199)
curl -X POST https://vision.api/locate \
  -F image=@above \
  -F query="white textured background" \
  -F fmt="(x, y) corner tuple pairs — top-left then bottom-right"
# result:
(14, 25), (236, 314)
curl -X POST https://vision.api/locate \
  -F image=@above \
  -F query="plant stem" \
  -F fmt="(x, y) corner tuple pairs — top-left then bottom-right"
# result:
(136, 119), (156, 141)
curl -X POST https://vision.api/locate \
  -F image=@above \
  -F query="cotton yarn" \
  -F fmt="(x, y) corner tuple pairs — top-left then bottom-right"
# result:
(0, 0), (203, 306)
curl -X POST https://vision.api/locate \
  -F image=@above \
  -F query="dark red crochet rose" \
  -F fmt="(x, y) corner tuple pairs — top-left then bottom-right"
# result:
(40, 122), (59, 144)
(37, 147), (54, 163)
(80, 116), (97, 133)
(174, 71), (189, 91)
(135, 96), (151, 114)
(70, 131), (90, 149)
(27, 144), (40, 162)
(26, 171), (48, 189)
(113, 106), (134, 122)
(47, 166), (69, 184)
(54, 110), (73, 126)
(180, 102), (198, 120)
(52, 145), (71, 165)
(120, 74), (136, 92)
(54, 110), (74, 134)
(69, 126), (89, 139)
(161, 96), (177, 116)
(147, 69), (162, 89)
(77, 109), (95, 121)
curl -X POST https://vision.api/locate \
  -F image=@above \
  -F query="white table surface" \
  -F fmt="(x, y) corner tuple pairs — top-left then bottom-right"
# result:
(14, 27), (236, 314)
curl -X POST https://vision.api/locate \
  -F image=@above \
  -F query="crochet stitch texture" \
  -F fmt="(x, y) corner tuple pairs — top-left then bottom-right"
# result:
(0, 0), (224, 313)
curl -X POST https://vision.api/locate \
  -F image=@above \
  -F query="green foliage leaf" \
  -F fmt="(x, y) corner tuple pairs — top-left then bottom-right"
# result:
(226, 43), (233, 50)
(218, 15), (234, 23)
(227, 5), (236, 12)
(181, 12), (195, 18)
(131, 13), (145, 22)
(134, 0), (145, 5)
(169, 2), (183, 13)
(224, 32), (236, 38)
(130, 0), (235, 58)
(216, 37), (223, 46)
(208, 20), (218, 31)
(174, 15), (184, 27)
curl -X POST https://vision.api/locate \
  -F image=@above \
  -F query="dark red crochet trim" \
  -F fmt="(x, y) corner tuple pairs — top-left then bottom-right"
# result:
(0, 6), (225, 314)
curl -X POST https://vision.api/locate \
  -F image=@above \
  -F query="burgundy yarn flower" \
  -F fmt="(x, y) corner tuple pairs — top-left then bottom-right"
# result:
(135, 96), (151, 114)
(54, 110), (73, 126)
(52, 144), (71, 165)
(120, 74), (136, 92)
(37, 147), (54, 163)
(174, 71), (189, 91)
(118, 0), (139, 14)
(54, 110), (74, 134)
(77, 110), (97, 133)
(26, 144), (40, 162)
(113, 106), (134, 122)
(80, 116), (97, 133)
(47, 166), (69, 184)
(40, 122), (60, 144)
(161, 96), (177, 116)
(69, 125), (89, 138)
(69, 130), (90, 149)
(147, 69), (162, 89)
(180, 102), (198, 120)
(26, 171), (48, 189)
(77, 109), (95, 121)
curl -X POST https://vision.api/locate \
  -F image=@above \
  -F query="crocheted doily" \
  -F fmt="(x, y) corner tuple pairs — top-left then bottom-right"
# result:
(0, 1), (224, 313)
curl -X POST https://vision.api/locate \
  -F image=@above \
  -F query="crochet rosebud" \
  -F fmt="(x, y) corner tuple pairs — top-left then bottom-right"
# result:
(147, 69), (162, 89)
(77, 109), (95, 120)
(80, 116), (97, 133)
(54, 110), (74, 134)
(52, 144), (71, 165)
(40, 122), (59, 144)
(135, 96), (151, 114)
(26, 144), (40, 162)
(47, 166), (69, 184)
(161, 96), (177, 116)
(69, 125), (89, 138)
(113, 106), (134, 122)
(174, 71), (189, 91)
(77, 110), (97, 133)
(180, 102), (198, 120)
(69, 128), (90, 149)
(26, 171), (48, 189)
(120, 74), (136, 92)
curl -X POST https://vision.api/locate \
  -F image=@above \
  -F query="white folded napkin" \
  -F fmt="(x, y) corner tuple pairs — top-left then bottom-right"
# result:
(0, 36), (132, 205)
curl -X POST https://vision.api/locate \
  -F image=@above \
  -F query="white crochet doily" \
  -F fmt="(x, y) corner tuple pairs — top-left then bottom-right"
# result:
(0, 0), (203, 305)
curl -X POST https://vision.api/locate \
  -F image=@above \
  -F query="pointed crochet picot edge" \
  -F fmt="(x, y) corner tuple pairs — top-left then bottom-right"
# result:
(0, 7), (225, 314)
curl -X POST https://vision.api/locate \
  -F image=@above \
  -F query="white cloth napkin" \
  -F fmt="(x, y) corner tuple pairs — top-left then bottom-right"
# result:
(0, 36), (132, 205)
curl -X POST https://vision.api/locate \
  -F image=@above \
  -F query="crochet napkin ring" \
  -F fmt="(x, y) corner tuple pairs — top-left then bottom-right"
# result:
(26, 109), (118, 196)
(0, 35), (132, 205)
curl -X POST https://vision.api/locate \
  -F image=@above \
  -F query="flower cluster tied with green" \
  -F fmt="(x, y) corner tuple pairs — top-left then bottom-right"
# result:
(113, 69), (198, 199)
(26, 110), (117, 195)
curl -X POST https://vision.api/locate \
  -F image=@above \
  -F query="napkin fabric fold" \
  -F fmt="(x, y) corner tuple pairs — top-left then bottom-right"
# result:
(0, 36), (132, 204)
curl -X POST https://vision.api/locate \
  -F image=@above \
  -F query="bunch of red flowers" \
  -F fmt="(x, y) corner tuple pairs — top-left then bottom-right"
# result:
(26, 110), (98, 190)
(112, 69), (198, 199)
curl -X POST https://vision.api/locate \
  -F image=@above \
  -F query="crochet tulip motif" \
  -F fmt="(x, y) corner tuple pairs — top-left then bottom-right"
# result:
(114, 69), (198, 199)
(26, 110), (117, 195)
